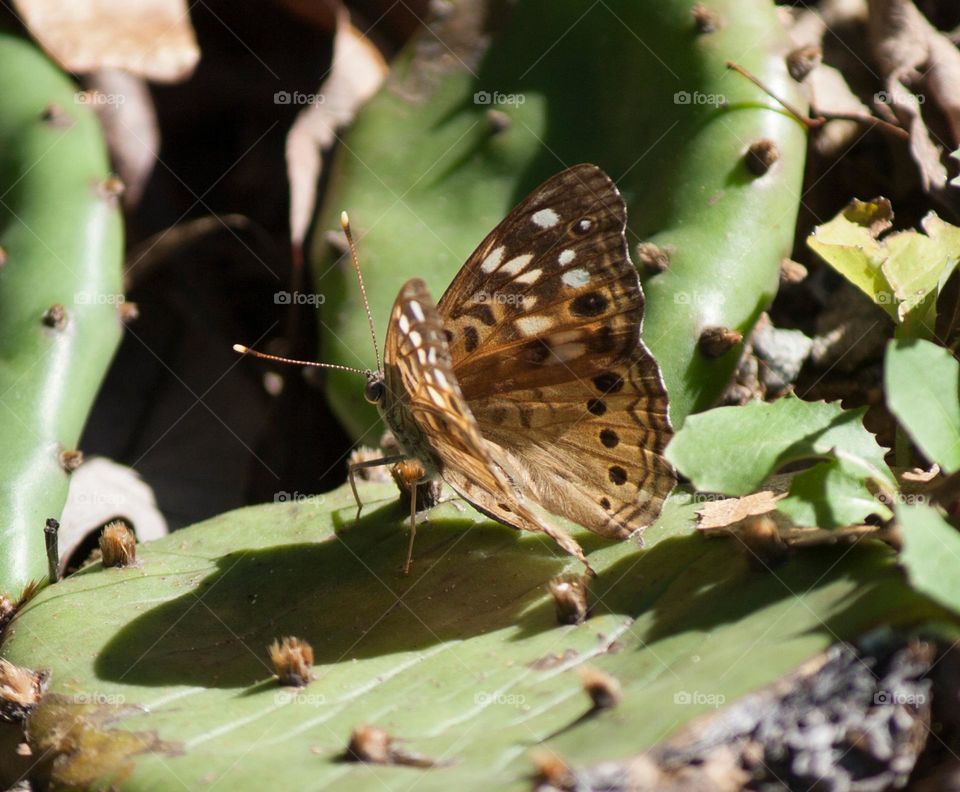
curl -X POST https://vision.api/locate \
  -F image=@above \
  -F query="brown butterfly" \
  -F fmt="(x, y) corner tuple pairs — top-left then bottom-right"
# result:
(238, 164), (676, 574)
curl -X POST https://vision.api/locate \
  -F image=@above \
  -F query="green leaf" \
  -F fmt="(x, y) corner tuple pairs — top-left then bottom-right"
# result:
(665, 395), (894, 497)
(806, 198), (897, 320)
(885, 339), (960, 473)
(807, 199), (960, 328)
(898, 502), (960, 616)
(777, 459), (892, 529)
(0, 482), (938, 790)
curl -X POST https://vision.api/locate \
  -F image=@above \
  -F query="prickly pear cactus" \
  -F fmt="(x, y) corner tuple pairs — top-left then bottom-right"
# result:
(312, 0), (807, 438)
(0, 483), (937, 790)
(0, 32), (125, 595)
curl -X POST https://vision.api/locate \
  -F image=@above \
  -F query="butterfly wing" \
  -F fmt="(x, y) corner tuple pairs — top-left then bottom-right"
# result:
(382, 278), (590, 566)
(437, 164), (675, 540)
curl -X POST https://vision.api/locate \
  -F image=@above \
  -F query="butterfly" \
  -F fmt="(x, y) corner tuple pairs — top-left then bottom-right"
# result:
(237, 164), (676, 574)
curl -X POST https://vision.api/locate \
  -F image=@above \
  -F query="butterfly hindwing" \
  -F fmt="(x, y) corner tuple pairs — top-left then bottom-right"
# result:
(437, 164), (676, 539)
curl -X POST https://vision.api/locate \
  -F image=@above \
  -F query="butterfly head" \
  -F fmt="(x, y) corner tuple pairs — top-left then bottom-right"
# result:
(363, 371), (386, 405)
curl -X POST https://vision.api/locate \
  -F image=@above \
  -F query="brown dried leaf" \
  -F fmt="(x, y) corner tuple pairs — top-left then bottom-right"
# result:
(286, 15), (388, 248)
(868, 0), (960, 191)
(14, 0), (200, 82)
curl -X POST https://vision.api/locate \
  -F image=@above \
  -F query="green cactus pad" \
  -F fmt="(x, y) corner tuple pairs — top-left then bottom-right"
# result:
(0, 32), (124, 595)
(312, 0), (807, 439)
(0, 483), (937, 790)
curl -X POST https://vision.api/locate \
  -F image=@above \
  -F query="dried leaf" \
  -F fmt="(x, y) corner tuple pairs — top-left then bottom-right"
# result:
(14, 0), (199, 82)
(286, 15), (387, 249)
(868, 0), (960, 191)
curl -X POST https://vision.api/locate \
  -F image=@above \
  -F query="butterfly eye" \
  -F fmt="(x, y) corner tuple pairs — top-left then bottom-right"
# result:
(364, 378), (385, 404)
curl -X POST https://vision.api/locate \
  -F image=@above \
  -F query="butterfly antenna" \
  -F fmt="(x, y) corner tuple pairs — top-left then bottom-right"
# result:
(340, 211), (382, 374)
(233, 344), (367, 376)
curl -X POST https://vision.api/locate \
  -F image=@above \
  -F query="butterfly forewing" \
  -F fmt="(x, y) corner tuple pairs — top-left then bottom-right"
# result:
(382, 278), (591, 566)
(437, 164), (643, 395)
(436, 163), (676, 539)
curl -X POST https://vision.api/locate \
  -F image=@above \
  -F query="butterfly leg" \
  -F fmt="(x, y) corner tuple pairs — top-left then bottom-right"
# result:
(403, 485), (418, 576)
(348, 454), (407, 526)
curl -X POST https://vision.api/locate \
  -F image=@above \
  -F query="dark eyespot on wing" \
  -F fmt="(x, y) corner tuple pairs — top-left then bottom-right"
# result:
(587, 398), (607, 416)
(609, 465), (627, 485)
(593, 372), (624, 393)
(570, 292), (608, 317)
(600, 429), (619, 448)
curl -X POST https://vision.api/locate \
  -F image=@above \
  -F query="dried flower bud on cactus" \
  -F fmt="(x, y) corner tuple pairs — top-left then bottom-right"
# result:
(269, 636), (314, 687)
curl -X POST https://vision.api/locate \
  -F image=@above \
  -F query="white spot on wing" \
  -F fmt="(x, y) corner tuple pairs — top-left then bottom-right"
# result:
(561, 268), (590, 288)
(558, 249), (576, 265)
(578, 218), (592, 232)
(516, 268), (542, 285)
(501, 254), (533, 275)
(427, 386), (446, 407)
(532, 208), (560, 228)
(480, 245), (506, 273)
(516, 315), (552, 336)
(398, 314), (410, 333)
(433, 369), (449, 389)
(408, 330), (422, 347)
(522, 295), (538, 310)
(408, 301), (425, 322)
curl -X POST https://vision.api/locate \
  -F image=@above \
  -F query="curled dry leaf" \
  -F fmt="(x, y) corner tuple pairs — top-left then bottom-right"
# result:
(867, 0), (960, 192)
(13, 0), (199, 82)
(84, 69), (159, 208)
(286, 14), (388, 250)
